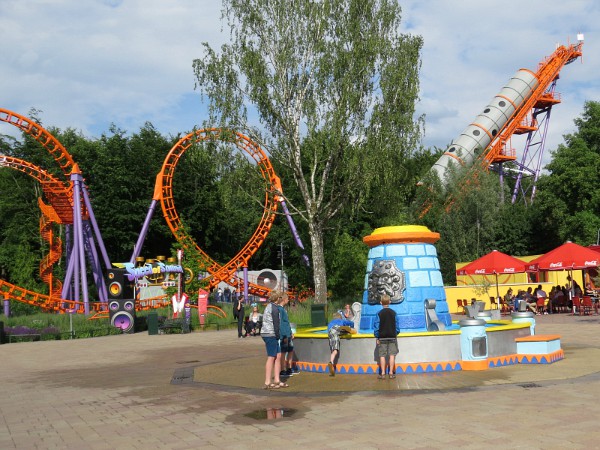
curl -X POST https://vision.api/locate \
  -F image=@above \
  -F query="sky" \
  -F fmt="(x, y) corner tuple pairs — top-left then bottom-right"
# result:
(1, 0), (598, 168)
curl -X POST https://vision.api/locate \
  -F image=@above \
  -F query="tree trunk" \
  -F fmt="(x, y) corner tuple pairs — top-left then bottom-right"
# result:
(308, 220), (328, 305)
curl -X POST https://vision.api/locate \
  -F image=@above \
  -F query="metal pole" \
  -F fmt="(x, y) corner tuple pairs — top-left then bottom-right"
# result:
(280, 242), (284, 277)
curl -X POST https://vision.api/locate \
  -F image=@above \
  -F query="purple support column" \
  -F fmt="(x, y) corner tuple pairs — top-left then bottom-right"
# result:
(71, 171), (90, 314)
(82, 186), (111, 269)
(3, 299), (9, 317)
(83, 222), (108, 303)
(243, 267), (249, 302)
(280, 200), (310, 267)
(62, 225), (73, 300)
(61, 241), (77, 300)
(130, 199), (159, 264)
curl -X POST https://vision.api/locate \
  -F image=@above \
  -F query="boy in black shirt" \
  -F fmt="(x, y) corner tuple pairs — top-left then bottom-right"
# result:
(373, 294), (400, 379)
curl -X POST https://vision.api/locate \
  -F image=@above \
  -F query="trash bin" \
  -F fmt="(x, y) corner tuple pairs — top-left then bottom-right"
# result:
(458, 318), (488, 360)
(147, 312), (159, 335)
(310, 304), (327, 327)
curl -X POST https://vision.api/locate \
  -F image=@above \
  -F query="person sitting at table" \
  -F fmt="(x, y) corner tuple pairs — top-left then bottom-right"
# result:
(547, 286), (556, 314)
(517, 288), (538, 314)
(503, 288), (514, 311)
(526, 287), (539, 314)
(245, 303), (263, 336)
(551, 286), (565, 313)
(573, 280), (583, 298)
(534, 284), (548, 314)
(585, 282), (596, 296)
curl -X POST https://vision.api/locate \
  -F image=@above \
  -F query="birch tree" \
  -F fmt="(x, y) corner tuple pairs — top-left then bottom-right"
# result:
(193, 0), (423, 303)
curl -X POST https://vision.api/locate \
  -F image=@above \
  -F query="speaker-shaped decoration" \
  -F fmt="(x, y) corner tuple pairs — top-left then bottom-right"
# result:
(256, 270), (280, 290)
(109, 299), (136, 333)
(106, 268), (134, 300)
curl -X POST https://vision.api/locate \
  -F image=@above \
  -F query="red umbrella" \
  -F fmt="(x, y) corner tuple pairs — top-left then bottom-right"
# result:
(457, 250), (528, 306)
(526, 241), (600, 271)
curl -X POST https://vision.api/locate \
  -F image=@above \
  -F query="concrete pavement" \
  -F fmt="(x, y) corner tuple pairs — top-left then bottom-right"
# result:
(1, 313), (600, 449)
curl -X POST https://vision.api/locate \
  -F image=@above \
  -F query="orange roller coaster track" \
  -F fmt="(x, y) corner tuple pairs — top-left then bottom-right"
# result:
(0, 155), (72, 301)
(0, 108), (76, 177)
(0, 111), (103, 313)
(156, 129), (282, 297)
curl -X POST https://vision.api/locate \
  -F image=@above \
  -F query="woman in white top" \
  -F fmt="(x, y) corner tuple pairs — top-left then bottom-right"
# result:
(245, 304), (263, 336)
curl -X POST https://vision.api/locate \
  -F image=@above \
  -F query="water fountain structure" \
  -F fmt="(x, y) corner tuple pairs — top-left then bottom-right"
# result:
(294, 225), (564, 374)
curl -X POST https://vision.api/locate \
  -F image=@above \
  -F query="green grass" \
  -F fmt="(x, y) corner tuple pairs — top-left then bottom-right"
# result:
(0, 299), (338, 340)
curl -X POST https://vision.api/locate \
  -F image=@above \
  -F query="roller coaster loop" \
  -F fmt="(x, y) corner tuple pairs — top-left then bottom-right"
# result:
(154, 128), (284, 298)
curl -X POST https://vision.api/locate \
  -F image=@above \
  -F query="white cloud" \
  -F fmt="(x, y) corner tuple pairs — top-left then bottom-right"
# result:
(401, 0), (599, 165)
(0, 0), (598, 170)
(0, 0), (225, 137)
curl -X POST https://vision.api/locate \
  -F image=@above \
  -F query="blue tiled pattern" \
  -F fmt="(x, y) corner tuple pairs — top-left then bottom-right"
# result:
(362, 242), (451, 332)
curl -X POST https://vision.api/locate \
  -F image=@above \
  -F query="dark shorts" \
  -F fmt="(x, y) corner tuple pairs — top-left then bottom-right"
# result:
(281, 337), (294, 353)
(263, 336), (280, 357)
(377, 338), (399, 357)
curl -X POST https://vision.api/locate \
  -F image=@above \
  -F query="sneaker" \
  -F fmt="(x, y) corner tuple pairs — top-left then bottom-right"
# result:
(285, 368), (294, 377)
(328, 362), (335, 377)
(280, 370), (288, 378)
(292, 367), (300, 374)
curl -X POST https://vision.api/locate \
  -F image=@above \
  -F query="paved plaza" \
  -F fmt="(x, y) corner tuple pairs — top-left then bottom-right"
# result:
(1, 313), (600, 449)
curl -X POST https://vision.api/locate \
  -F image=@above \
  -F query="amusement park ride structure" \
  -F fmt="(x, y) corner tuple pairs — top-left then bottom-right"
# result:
(422, 36), (584, 214)
(0, 37), (584, 315)
(0, 110), (307, 315)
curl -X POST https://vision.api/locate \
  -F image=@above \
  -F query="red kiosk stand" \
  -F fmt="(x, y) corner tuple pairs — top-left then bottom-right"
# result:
(198, 289), (209, 326)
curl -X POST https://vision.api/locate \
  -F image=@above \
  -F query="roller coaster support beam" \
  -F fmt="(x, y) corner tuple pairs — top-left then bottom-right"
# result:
(81, 183), (111, 271)
(243, 266), (249, 302)
(83, 221), (108, 303)
(129, 176), (162, 264)
(279, 200), (310, 268)
(63, 167), (90, 314)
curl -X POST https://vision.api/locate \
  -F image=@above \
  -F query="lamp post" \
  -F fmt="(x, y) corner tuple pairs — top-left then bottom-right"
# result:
(596, 228), (600, 245)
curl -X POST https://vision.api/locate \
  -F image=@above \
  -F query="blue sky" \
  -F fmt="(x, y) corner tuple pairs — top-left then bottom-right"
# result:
(1, 0), (598, 166)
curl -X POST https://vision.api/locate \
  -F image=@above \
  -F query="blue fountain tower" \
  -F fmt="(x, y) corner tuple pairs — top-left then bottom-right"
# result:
(359, 225), (451, 332)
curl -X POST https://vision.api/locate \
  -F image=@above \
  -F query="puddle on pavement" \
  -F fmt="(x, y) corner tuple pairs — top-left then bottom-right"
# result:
(243, 407), (299, 420)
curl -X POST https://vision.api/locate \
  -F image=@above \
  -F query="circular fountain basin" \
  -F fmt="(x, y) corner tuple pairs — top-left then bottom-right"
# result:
(294, 320), (533, 374)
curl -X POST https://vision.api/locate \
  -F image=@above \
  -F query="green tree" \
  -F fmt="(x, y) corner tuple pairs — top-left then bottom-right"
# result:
(532, 100), (600, 249)
(0, 133), (47, 300)
(193, 0), (423, 303)
(74, 123), (175, 263)
(418, 162), (514, 283)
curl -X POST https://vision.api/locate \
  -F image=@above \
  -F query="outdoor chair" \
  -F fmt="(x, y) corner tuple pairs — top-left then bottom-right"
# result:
(500, 299), (511, 315)
(536, 297), (546, 314)
(456, 299), (466, 315)
(554, 296), (567, 313)
(572, 296), (582, 315)
(489, 297), (498, 310)
(582, 296), (594, 315)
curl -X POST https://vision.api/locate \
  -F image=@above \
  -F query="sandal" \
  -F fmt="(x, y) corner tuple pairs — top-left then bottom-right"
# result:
(377, 375), (385, 380)
(389, 373), (396, 379)
(263, 383), (280, 389)
(276, 382), (289, 388)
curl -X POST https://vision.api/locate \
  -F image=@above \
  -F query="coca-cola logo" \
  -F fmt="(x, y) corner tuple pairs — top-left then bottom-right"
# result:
(549, 262), (563, 268)
(585, 260), (598, 266)
(474, 269), (486, 274)
(503, 268), (515, 273)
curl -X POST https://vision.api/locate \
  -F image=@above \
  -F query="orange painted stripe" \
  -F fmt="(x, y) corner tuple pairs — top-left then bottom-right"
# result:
(515, 334), (561, 342)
